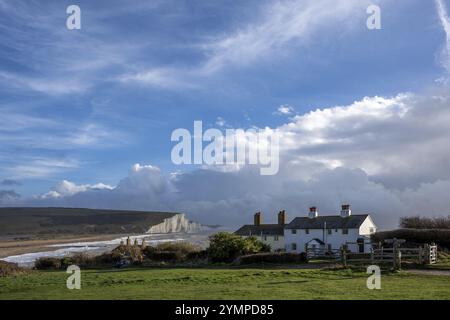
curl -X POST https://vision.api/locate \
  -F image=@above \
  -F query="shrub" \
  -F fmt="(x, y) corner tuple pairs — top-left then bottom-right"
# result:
(371, 229), (450, 249)
(400, 216), (450, 229)
(70, 253), (94, 267)
(34, 257), (62, 270)
(146, 250), (183, 262)
(237, 252), (307, 265)
(0, 261), (26, 277)
(142, 241), (203, 263)
(154, 242), (201, 254)
(186, 250), (208, 261)
(207, 232), (271, 263)
(112, 244), (144, 264)
(94, 251), (122, 265)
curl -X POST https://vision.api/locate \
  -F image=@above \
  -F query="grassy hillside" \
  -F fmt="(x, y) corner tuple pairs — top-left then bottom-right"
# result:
(0, 207), (181, 238)
(0, 267), (449, 299)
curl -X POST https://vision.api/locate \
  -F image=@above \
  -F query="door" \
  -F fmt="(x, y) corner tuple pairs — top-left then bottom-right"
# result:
(358, 243), (364, 253)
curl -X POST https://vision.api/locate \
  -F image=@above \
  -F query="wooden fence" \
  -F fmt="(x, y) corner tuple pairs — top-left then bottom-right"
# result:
(341, 240), (438, 269)
(306, 247), (341, 260)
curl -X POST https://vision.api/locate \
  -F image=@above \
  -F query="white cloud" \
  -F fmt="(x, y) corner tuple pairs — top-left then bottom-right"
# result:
(275, 91), (450, 187)
(41, 180), (114, 199)
(0, 108), (124, 150)
(436, 0), (450, 73)
(6, 158), (80, 179)
(201, 0), (369, 74)
(119, 0), (370, 88)
(117, 68), (199, 90)
(274, 105), (295, 115)
(0, 72), (90, 96)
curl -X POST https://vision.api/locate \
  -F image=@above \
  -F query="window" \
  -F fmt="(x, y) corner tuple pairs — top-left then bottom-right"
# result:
(305, 229), (309, 234)
(263, 235), (267, 241)
(335, 229), (338, 232)
(327, 229), (332, 235)
(327, 244), (332, 251)
(291, 243), (297, 251)
(369, 227), (375, 233)
(342, 229), (348, 235)
(274, 235), (279, 241)
(291, 229), (297, 234)
(311, 244), (316, 250)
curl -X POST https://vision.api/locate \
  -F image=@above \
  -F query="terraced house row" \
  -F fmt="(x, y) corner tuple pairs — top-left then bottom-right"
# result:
(234, 205), (377, 253)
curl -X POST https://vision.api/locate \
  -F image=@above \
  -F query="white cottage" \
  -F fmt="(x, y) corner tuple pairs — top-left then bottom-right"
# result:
(284, 205), (377, 253)
(234, 211), (287, 251)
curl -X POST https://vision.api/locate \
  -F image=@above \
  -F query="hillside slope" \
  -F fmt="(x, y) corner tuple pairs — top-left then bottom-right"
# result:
(0, 207), (200, 238)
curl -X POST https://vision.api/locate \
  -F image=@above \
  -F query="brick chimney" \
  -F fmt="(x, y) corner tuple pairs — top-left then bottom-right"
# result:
(278, 210), (287, 225)
(340, 204), (352, 217)
(254, 212), (262, 226)
(308, 207), (318, 219)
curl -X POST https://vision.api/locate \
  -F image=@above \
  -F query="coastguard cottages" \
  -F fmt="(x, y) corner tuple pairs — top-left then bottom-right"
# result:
(235, 205), (377, 253)
(234, 211), (287, 251)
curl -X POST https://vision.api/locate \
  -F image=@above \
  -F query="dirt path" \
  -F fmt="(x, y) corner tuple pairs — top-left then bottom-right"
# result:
(406, 269), (450, 276)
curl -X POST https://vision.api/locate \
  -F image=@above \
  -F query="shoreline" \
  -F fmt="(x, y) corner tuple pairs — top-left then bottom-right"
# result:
(0, 234), (128, 258)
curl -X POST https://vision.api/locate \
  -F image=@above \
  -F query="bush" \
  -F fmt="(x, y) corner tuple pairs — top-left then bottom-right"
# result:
(145, 251), (183, 262)
(94, 251), (122, 265)
(186, 250), (208, 261)
(400, 216), (450, 229)
(371, 229), (450, 249)
(36, 252), (122, 270)
(112, 244), (144, 264)
(154, 242), (201, 254)
(0, 261), (26, 277)
(70, 253), (94, 267)
(34, 257), (62, 270)
(237, 252), (307, 265)
(207, 232), (271, 263)
(142, 241), (203, 263)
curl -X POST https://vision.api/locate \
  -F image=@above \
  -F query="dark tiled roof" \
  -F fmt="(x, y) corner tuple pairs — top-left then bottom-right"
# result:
(235, 224), (285, 236)
(285, 214), (369, 229)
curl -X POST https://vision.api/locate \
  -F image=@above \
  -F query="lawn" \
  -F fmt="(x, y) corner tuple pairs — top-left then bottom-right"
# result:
(1, 267), (449, 300)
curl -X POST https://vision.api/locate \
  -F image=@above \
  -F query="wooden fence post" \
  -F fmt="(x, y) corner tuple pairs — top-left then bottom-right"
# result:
(393, 239), (401, 270)
(341, 245), (347, 267)
(418, 246), (423, 264)
(424, 244), (430, 264)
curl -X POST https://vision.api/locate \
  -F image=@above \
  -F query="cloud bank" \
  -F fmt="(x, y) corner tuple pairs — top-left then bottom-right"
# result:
(4, 90), (450, 230)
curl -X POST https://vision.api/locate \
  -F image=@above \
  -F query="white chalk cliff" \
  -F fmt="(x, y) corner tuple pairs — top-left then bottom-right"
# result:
(146, 213), (202, 233)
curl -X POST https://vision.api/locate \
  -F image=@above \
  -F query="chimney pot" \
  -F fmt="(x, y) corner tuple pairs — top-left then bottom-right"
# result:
(254, 212), (262, 226)
(278, 210), (287, 225)
(340, 204), (351, 217)
(308, 207), (318, 218)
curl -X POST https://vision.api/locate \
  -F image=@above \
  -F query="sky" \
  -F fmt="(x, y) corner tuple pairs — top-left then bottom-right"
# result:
(1, 0), (450, 229)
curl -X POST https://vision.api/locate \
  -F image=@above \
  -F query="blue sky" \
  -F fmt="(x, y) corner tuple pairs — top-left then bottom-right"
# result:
(1, 0), (450, 228)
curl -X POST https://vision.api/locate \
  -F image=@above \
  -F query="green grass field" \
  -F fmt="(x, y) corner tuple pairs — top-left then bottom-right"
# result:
(1, 267), (449, 300)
